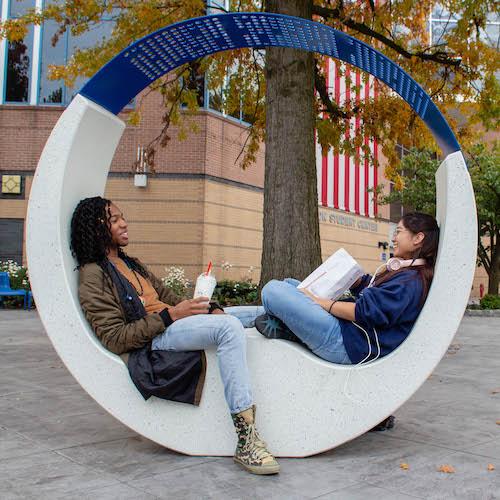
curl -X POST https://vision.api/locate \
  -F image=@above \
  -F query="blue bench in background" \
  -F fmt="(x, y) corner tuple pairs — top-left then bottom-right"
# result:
(0, 272), (28, 309)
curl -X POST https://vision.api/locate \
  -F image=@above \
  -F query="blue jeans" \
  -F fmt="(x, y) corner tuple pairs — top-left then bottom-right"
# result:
(151, 306), (264, 414)
(261, 279), (352, 364)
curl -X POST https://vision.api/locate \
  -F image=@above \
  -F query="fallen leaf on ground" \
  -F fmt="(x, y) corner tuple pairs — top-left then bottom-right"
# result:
(491, 388), (500, 394)
(487, 464), (495, 471)
(437, 465), (455, 473)
(446, 343), (461, 355)
(496, 420), (500, 425)
(400, 463), (409, 470)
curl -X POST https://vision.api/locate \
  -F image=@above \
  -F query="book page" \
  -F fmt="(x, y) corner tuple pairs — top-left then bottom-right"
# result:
(298, 248), (364, 300)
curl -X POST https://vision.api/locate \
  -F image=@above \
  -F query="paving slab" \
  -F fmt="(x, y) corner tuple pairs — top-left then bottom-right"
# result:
(0, 310), (498, 499)
(368, 450), (499, 500)
(0, 449), (119, 499)
(0, 428), (51, 461)
(318, 483), (424, 499)
(0, 405), (136, 451)
(465, 438), (500, 460)
(56, 436), (218, 482)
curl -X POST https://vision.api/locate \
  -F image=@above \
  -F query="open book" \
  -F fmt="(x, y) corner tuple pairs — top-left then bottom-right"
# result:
(297, 248), (364, 300)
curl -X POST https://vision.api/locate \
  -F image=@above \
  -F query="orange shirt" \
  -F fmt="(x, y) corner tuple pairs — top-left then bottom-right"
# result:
(109, 257), (170, 315)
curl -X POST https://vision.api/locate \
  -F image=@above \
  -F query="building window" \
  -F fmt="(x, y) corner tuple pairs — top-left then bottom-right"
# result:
(0, 218), (24, 264)
(430, 4), (499, 87)
(179, 0), (254, 124)
(5, 31), (33, 102)
(8, 0), (34, 17)
(64, 21), (113, 105)
(39, 19), (65, 104)
(4, 0), (35, 103)
(0, 0), (114, 106)
(39, 18), (114, 106)
(184, 65), (205, 108)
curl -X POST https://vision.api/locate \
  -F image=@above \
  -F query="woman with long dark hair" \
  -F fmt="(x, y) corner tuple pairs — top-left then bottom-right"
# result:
(71, 196), (279, 475)
(257, 213), (440, 366)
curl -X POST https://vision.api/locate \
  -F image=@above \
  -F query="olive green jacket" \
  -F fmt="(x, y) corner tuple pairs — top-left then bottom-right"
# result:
(79, 262), (182, 356)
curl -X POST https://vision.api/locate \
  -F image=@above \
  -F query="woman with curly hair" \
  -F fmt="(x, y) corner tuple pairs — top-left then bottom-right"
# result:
(71, 196), (279, 475)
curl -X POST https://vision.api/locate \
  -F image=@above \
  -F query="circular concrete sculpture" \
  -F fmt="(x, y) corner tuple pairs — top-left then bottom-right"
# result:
(27, 13), (477, 457)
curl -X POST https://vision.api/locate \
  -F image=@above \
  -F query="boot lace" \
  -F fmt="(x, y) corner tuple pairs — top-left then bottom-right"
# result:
(246, 424), (273, 461)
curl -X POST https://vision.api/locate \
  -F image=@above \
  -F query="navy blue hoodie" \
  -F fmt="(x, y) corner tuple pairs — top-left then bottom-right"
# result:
(339, 269), (424, 364)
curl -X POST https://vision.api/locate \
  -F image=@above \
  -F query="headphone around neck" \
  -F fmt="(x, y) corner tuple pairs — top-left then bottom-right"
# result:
(386, 257), (426, 271)
(368, 257), (426, 289)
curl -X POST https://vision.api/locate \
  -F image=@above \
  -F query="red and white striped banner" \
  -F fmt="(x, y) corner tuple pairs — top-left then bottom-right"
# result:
(317, 59), (379, 218)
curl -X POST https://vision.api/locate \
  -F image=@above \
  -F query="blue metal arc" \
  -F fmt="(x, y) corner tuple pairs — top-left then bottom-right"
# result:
(80, 12), (460, 156)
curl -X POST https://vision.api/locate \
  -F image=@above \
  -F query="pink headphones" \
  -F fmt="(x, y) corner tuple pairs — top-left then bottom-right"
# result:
(368, 257), (426, 288)
(386, 257), (426, 271)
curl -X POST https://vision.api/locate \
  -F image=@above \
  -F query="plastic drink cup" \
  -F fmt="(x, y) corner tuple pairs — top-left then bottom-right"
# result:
(193, 273), (217, 300)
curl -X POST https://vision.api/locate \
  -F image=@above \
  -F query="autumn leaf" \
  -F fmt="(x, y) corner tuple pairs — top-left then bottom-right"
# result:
(487, 464), (495, 471)
(127, 110), (142, 126)
(437, 465), (455, 473)
(496, 420), (500, 425)
(491, 388), (500, 394)
(400, 463), (409, 470)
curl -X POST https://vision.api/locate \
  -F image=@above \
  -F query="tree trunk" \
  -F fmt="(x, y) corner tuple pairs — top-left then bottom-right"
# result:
(260, 0), (322, 287)
(488, 244), (500, 295)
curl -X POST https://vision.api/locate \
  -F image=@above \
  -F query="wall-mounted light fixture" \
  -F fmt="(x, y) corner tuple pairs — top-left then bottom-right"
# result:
(134, 146), (148, 187)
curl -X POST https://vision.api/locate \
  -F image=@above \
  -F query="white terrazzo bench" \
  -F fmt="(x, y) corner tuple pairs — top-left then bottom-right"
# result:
(26, 95), (476, 457)
(25, 14), (477, 457)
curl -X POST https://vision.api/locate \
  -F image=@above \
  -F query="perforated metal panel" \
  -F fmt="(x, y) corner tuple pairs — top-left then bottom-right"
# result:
(124, 14), (339, 81)
(81, 12), (460, 155)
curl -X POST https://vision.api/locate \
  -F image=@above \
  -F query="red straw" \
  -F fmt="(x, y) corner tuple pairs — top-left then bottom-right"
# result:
(205, 261), (212, 276)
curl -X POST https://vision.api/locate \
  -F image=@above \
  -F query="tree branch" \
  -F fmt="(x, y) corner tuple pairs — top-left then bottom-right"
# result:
(314, 60), (361, 120)
(478, 239), (492, 273)
(141, 60), (203, 171)
(234, 49), (263, 166)
(312, 4), (462, 68)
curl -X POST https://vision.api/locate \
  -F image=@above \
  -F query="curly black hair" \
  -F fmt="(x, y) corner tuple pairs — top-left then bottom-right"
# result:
(70, 196), (148, 276)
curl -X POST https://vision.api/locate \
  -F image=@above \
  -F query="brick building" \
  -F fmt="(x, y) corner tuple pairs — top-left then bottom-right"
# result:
(0, 0), (490, 296)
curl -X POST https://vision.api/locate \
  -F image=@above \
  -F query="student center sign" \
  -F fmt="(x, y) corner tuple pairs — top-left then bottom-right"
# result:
(319, 210), (379, 233)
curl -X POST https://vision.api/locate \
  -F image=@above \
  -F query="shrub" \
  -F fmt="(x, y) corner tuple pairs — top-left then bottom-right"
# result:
(161, 266), (191, 298)
(480, 294), (500, 310)
(213, 279), (259, 306)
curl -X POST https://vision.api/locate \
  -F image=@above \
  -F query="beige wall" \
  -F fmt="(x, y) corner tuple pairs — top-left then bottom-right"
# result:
(109, 176), (397, 282)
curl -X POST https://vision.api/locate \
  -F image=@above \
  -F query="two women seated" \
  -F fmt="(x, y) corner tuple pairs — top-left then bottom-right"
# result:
(72, 196), (439, 476)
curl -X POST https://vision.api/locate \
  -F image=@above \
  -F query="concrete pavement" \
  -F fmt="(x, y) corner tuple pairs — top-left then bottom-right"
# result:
(0, 310), (498, 499)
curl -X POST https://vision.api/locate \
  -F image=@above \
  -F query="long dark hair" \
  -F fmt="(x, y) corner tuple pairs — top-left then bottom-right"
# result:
(374, 212), (439, 303)
(70, 196), (148, 277)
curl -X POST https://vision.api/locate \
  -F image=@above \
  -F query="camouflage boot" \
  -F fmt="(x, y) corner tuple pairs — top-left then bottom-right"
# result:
(231, 405), (280, 475)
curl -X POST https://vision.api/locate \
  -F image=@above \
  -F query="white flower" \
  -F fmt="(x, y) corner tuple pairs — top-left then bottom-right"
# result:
(161, 266), (190, 289)
(221, 261), (234, 271)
